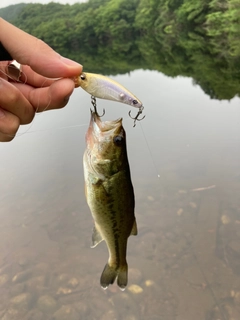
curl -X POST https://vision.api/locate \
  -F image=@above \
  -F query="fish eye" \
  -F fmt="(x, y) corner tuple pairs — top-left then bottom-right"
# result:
(132, 100), (138, 105)
(113, 135), (123, 146)
(80, 73), (86, 80)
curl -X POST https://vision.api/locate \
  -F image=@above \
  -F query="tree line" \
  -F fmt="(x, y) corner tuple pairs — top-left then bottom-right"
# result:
(0, 0), (240, 100)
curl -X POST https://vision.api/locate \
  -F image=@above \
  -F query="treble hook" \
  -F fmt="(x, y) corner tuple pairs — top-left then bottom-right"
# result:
(91, 95), (105, 117)
(128, 106), (145, 127)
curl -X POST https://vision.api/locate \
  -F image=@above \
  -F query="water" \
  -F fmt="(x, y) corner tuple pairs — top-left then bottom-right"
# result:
(1, 70), (240, 319)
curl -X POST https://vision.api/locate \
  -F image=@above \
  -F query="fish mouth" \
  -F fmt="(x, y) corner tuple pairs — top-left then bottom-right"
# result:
(90, 110), (123, 134)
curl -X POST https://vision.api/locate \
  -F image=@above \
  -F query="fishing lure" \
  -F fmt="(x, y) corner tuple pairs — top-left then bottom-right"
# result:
(76, 72), (142, 108)
(76, 72), (145, 126)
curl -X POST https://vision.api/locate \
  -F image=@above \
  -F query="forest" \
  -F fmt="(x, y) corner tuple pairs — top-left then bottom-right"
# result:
(0, 0), (240, 100)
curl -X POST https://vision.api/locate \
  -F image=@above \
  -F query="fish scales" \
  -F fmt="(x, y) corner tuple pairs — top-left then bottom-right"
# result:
(83, 111), (137, 290)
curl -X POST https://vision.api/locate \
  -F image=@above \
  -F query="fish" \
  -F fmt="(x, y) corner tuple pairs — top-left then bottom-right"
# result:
(76, 72), (143, 109)
(83, 110), (137, 290)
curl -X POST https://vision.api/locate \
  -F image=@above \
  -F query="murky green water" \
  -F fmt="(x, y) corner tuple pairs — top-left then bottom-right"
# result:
(1, 70), (240, 319)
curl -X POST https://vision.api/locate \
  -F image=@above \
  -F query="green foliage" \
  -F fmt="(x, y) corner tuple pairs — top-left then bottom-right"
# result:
(176, 0), (207, 24)
(1, 0), (240, 100)
(0, 3), (28, 21)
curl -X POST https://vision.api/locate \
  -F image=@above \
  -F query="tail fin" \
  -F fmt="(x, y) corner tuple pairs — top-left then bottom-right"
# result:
(100, 263), (118, 290)
(117, 264), (128, 291)
(100, 263), (128, 291)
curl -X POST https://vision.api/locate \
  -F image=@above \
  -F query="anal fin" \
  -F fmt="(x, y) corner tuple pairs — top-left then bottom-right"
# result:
(130, 219), (138, 236)
(91, 224), (103, 248)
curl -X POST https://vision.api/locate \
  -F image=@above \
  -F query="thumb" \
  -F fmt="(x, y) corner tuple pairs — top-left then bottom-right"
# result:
(0, 18), (82, 78)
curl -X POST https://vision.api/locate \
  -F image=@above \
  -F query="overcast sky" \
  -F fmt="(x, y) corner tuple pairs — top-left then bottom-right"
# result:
(0, 0), (86, 9)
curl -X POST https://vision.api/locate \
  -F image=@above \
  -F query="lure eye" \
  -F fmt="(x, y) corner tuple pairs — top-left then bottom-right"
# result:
(132, 99), (138, 105)
(113, 135), (123, 146)
(80, 73), (86, 80)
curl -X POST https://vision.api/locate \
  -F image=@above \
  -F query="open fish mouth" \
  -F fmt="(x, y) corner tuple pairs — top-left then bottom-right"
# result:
(85, 110), (125, 152)
(90, 110), (123, 134)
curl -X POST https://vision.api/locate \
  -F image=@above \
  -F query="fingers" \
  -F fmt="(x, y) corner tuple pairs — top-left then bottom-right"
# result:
(16, 65), (56, 88)
(0, 77), (75, 142)
(0, 18), (82, 78)
(0, 107), (20, 142)
(0, 78), (35, 124)
(0, 18), (83, 142)
(1, 62), (71, 89)
(13, 78), (76, 112)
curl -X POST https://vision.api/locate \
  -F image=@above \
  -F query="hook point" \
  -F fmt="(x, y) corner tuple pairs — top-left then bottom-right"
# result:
(129, 107), (145, 127)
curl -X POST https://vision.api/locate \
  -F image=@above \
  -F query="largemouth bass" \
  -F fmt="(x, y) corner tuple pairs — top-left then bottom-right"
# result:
(77, 72), (143, 109)
(83, 110), (137, 290)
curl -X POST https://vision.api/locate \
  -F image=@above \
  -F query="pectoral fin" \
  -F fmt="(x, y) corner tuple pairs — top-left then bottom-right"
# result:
(130, 219), (138, 236)
(91, 225), (103, 248)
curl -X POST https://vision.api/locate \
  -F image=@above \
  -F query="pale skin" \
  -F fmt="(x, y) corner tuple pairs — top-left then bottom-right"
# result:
(0, 18), (83, 142)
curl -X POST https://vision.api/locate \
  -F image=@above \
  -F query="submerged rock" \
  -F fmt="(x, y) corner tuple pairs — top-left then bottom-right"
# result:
(145, 279), (154, 287)
(177, 208), (183, 216)
(189, 202), (197, 208)
(125, 316), (139, 320)
(109, 292), (139, 318)
(128, 284), (143, 294)
(10, 293), (32, 310)
(0, 274), (9, 286)
(56, 274), (70, 284)
(221, 215), (231, 224)
(9, 283), (25, 296)
(2, 308), (22, 320)
(26, 275), (47, 291)
(18, 257), (29, 267)
(53, 305), (79, 320)
(12, 270), (32, 283)
(37, 295), (57, 313)
(25, 309), (44, 320)
(56, 287), (72, 295)
(74, 301), (89, 317)
(100, 309), (118, 320)
(67, 277), (79, 288)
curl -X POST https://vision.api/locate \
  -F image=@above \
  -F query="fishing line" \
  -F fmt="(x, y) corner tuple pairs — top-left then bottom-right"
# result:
(19, 123), (88, 135)
(14, 82), (53, 138)
(139, 121), (160, 179)
(13, 91), (52, 138)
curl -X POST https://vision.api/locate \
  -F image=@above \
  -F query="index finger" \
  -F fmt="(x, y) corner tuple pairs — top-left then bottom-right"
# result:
(0, 18), (82, 78)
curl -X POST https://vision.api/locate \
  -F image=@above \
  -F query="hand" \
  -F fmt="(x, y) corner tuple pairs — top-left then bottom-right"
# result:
(0, 18), (82, 142)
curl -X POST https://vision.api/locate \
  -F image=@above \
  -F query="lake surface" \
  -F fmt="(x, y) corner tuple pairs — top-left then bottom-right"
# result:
(1, 69), (240, 320)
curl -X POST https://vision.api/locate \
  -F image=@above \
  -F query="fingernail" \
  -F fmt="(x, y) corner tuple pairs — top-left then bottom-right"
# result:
(0, 107), (5, 118)
(60, 57), (82, 68)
